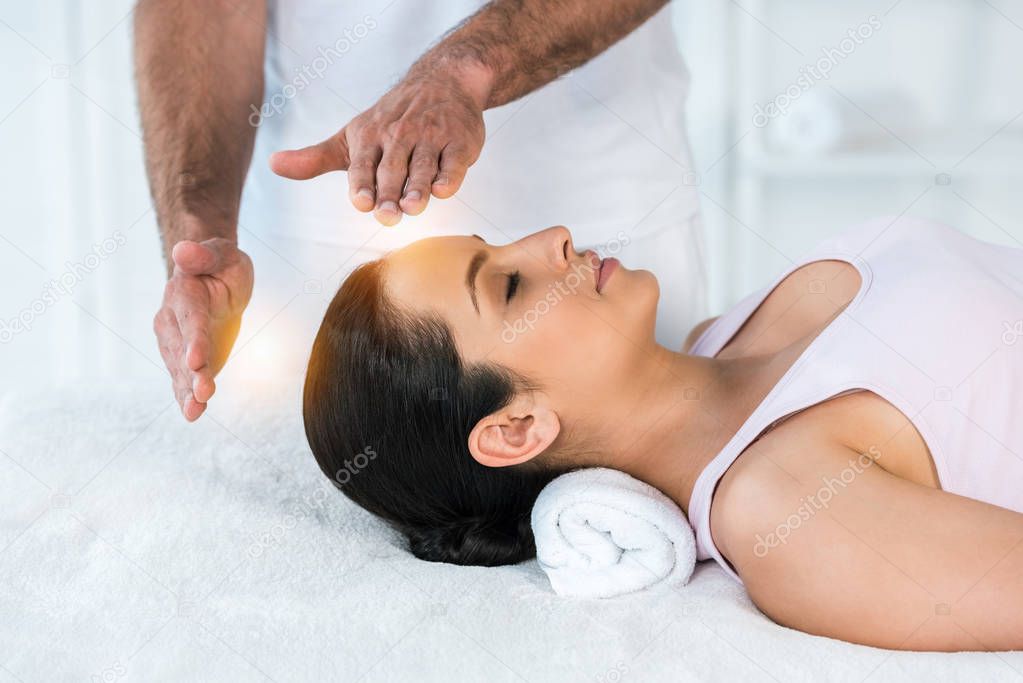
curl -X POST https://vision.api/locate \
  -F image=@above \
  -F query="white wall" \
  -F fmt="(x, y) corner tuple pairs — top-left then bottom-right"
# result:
(675, 0), (1023, 310)
(3, 0), (1023, 387)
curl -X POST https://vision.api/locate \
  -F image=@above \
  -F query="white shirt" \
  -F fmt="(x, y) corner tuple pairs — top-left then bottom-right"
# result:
(241, 0), (701, 254)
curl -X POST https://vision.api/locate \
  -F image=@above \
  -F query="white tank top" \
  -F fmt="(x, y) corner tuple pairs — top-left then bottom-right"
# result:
(241, 1), (699, 252)
(688, 216), (1023, 583)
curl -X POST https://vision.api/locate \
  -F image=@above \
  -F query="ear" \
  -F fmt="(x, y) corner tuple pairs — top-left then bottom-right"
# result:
(467, 394), (560, 468)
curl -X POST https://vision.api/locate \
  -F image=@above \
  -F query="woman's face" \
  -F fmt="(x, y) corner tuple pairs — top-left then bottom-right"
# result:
(383, 226), (660, 428)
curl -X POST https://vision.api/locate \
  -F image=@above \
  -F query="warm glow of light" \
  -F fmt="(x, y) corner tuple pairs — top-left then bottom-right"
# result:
(247, 333), (279, 366)
(228, 324), (306, 390)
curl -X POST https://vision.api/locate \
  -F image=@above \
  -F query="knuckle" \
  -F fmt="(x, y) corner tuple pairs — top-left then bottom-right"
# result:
(389, 120), (416, 141)
(236, 249), (253, 271)
(410, 154), (438, 171)
(353, 126), (379, 147)
(328, 133), (349, 158)
(447, 145), (473, 163)
(379, 157), (407, 174)
(349, 158), (376, 173)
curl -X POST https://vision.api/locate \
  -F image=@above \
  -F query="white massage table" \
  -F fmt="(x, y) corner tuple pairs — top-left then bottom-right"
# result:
(2, 382), (1021, 682)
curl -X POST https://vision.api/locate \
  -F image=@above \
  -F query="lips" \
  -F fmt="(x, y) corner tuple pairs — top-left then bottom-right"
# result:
(580, 249), (618, 293)
(596, 257), (619, 293)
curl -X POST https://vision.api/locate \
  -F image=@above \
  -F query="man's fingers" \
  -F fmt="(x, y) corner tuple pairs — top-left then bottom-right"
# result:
(169, 291), (211, 373)
(192, 372), (216, 404)
(176, 320), (207, 422)
(373, 141), (414, 226)
(163, 279), (212, 420)
(346, 143), (382, 213)
(182, 396), (207, 422)
(185, 330), (210, 371)
(400, 145), (439, 216)
(154, 307), (183, 377)
(432, 145), (472, 199)
(154, 307), (196, 419)
(269, 134), (350, 180)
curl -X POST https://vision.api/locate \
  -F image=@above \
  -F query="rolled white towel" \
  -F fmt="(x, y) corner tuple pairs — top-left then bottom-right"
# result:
(531, 468), (697, 598)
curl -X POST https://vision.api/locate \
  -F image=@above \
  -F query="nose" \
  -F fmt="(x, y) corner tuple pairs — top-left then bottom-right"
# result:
(521, 225), (573, 271)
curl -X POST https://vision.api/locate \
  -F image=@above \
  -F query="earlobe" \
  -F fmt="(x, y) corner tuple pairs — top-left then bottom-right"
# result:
(468, 402), (560, 468)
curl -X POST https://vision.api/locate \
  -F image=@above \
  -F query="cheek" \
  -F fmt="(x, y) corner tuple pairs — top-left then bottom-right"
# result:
(487, 270), (659, 383)
(496, 297), (631, 387)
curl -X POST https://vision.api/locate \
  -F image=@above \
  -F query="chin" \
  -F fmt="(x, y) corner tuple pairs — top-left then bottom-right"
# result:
(640, 271), (660, 335)
(614, 267), (660, 336)
(627, 267), (660, 303)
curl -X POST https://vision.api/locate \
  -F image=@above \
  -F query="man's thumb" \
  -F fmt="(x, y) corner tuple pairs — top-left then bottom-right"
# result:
(269, 136), (350, 180)
(172, 240), (222, 276)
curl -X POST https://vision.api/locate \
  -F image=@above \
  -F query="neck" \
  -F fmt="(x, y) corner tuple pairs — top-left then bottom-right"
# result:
(584, 344), (758, 513)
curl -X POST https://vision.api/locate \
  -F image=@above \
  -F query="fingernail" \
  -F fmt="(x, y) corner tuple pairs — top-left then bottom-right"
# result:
(434, 175), (449, 186)
(404, 190), (421, 202)
(356, 188), (373, 200)
(378, 201), (399, 213)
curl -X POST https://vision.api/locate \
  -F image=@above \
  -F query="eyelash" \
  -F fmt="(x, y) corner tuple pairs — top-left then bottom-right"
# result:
(505, 271), (521, 303)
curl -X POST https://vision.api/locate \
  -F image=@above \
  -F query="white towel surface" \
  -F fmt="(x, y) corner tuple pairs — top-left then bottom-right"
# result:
(531, 468), (696, 598)
(2, 381), (1022, 682)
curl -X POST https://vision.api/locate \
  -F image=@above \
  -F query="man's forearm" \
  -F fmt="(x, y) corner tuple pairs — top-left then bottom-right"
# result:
(134, 0), (266, 271)
(410, 0), (669, 109)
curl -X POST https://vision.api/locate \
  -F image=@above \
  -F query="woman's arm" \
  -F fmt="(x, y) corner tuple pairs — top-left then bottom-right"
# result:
(712, 435), (1023, 651)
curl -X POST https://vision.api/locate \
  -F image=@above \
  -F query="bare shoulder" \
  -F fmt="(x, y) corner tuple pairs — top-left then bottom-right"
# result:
(709, 423), (1023, 651)
(721, 260), (861, 358)
(682, 316), (719, 353)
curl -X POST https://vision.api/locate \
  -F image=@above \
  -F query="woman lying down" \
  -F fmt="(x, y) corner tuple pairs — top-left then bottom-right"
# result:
(303, 215), (1023, 651)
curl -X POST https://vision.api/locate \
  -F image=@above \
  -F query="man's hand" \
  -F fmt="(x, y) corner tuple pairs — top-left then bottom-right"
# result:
(267, 0), (668, 227)
(154, 237), (254, 421)
(269, 65), (489, 226)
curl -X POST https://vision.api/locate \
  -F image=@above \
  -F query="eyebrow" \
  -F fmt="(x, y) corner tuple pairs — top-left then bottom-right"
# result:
(465, 249), (488, 315)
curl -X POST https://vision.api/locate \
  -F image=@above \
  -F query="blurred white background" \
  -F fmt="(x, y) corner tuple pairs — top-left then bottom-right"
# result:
(2, 0), (1023, 390)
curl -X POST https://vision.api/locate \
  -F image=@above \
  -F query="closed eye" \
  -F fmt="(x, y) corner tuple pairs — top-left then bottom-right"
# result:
(505, 271), (521, 303)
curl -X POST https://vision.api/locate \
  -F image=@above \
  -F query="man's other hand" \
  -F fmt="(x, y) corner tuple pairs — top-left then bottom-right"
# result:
(154, 237), (254, 421)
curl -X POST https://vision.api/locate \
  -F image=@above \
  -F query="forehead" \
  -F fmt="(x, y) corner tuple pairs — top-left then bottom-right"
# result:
(383, 235), (478, 315)
(389, 235), (475, 265)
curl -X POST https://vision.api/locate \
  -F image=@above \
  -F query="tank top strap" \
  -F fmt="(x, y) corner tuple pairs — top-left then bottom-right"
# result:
(684, 226), (885, 582)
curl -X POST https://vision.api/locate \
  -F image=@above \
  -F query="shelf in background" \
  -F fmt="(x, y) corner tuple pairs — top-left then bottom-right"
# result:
(738, 150), (1023, 178)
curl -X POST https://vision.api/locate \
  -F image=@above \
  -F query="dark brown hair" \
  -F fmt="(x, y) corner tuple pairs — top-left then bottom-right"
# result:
(303, 260), (566, 566)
